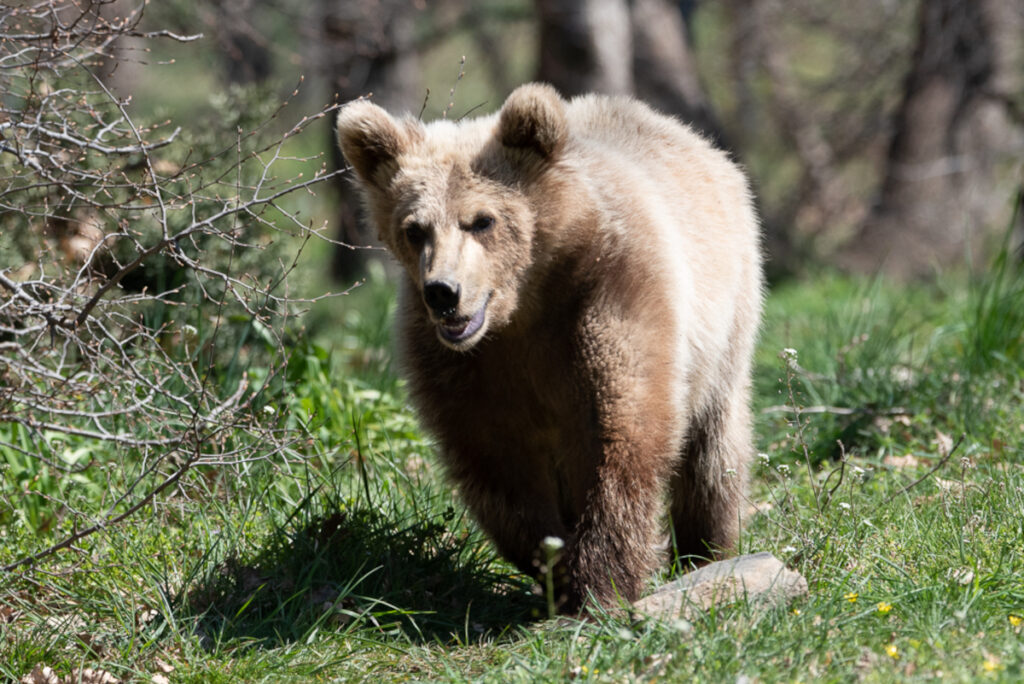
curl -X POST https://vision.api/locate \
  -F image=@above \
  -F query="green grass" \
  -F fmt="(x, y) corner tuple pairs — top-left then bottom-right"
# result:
(3, 250), (1024, 681)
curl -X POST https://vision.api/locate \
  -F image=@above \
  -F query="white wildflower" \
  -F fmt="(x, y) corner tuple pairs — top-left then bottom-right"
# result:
(541, 536), (565, 552)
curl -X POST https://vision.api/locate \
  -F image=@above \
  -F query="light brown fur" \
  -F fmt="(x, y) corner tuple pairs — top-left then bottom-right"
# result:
(336, 84), (763, 613)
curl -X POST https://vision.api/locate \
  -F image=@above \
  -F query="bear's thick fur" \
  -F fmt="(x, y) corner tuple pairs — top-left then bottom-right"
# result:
(336, 83), (763, 613)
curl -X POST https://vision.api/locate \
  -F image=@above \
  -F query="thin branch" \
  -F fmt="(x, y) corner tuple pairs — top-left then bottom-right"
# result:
(893, 433), (966, 498)
(761, 404), (910, 416)
(0, 376), (251, 573)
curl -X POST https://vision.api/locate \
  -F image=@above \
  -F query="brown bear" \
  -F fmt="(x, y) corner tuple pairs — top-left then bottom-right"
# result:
(336, 83), (763, 614)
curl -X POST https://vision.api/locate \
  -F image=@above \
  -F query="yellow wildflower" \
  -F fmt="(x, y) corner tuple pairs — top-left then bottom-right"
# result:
(1010, 614), (1022, 627)
(792, 608), (801, 616)
(844, 591), (859, 603)
(885, 644), (899, 659)
(876, 601), (893, 614)
(982, 657), (1002, 673)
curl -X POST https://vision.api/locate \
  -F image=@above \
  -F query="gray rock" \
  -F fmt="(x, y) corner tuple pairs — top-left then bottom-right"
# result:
(633, 552), (807, 620)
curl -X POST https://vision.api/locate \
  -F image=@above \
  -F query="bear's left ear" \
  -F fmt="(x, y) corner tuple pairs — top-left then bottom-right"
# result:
(498, 83), (567, 161)
(336, 99), (410, 189)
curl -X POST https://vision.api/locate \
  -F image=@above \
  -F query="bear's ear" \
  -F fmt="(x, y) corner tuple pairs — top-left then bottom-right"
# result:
(336, 99), (408, 189)
(498, 83), (567, 161)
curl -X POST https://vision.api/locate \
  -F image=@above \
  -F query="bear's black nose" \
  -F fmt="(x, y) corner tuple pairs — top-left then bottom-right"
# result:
(423, 280), (460, 317)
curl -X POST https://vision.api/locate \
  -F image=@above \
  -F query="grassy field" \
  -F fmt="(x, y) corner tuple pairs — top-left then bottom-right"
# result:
(3, 244), (1024, 682)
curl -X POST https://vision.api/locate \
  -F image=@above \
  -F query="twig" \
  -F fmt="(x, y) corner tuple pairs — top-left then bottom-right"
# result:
(822, 440), (847, 505)
(893, 433), (966, 498)
(442, 56), (467, 120)
(761, 404), (910, 416)
(0, 1), (347, 579)
(780, 349), (822, 515)
(418, 88), (430, 120)
(0, 377), (250, 573)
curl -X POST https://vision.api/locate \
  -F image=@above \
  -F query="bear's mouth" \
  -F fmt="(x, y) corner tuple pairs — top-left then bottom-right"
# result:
(437, 295), (489, 344)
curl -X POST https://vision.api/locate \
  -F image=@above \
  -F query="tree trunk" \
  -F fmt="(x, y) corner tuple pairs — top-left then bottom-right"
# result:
(845, 0), (1024, 278)
(208, 0), (273, 84)
(535, 0), (729, 147)
(536, 0), (634, 97)
(317, 0), (422, 282)
(630, 0), (727, 148)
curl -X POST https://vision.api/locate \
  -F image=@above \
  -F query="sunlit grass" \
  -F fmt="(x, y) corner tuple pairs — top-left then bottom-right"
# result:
(3, 247), (1024, 681)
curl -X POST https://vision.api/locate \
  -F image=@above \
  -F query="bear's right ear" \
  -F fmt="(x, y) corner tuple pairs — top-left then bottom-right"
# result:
(498, 83), (567, 161)
(336, 100), (407, 189)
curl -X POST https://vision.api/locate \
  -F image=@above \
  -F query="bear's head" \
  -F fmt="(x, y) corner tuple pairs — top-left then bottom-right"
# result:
(336, 83), (568, 352)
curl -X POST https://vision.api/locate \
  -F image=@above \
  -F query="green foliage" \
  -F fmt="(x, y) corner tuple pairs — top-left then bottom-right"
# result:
(757, 222), (1024, 464)
(4, 261), (1024, 681)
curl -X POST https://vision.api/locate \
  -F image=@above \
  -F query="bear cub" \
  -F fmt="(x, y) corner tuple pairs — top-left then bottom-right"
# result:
(336, 83), (763, 614)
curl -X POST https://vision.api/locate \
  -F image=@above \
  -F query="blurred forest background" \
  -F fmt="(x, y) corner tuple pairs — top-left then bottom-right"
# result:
(161, 0), (1024, 281)
(4, 0), (1024, 283)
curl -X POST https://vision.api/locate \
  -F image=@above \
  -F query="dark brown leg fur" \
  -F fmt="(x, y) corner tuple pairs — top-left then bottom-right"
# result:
(459, 477), (569, 577)
(465, 460), (665, 615)
(558, 408), (681, 613)
(669, 396), (751, 566)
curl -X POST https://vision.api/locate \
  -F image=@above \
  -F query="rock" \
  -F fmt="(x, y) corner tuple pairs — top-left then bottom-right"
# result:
(633, 552), (807, 620)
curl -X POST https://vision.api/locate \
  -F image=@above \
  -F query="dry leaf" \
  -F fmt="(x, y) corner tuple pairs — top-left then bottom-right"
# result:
(950, 567), (974, 585)
(884, 453), (920, 469)
(641, 653), (674, 678)
(137, 608), (160, 627)
(21, 665), (59, 684)
(153, 658), (174, 674)
(1, 604), (22, 624)
(69, 668), (120, 684)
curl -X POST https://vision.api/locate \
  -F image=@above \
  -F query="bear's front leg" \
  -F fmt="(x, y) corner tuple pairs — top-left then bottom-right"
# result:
(454, 470), (573, 588)
(562, 442), (672, 613)
(563, 309), (682, 613)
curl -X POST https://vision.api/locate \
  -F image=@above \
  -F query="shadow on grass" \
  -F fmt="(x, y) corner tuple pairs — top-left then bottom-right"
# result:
(181, 506), (542, 648)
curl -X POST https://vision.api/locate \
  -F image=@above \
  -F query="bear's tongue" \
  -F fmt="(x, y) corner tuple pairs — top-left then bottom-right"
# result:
(439, 301), (486, 343)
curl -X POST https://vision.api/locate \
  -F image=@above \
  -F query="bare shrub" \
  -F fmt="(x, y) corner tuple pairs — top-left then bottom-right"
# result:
(0, 1), (343, 570)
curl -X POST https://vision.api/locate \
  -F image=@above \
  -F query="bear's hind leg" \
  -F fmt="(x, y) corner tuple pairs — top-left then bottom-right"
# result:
(668, 395), (751, 567)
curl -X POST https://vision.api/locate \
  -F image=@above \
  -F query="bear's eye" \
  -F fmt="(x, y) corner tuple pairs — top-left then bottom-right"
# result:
(404, 222), (427, 247)
(468, 215), (495, 233)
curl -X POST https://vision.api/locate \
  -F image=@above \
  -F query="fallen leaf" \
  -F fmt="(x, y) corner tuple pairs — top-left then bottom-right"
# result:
(884, 453), (920, 468)
(950, 567), (974, 585)
(153, 658), (174, 674)
(70, 668), (120, 684)
(641, 653), (673, 678)
(21, 665), (59, 684)
(137, 608), (160, 627)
